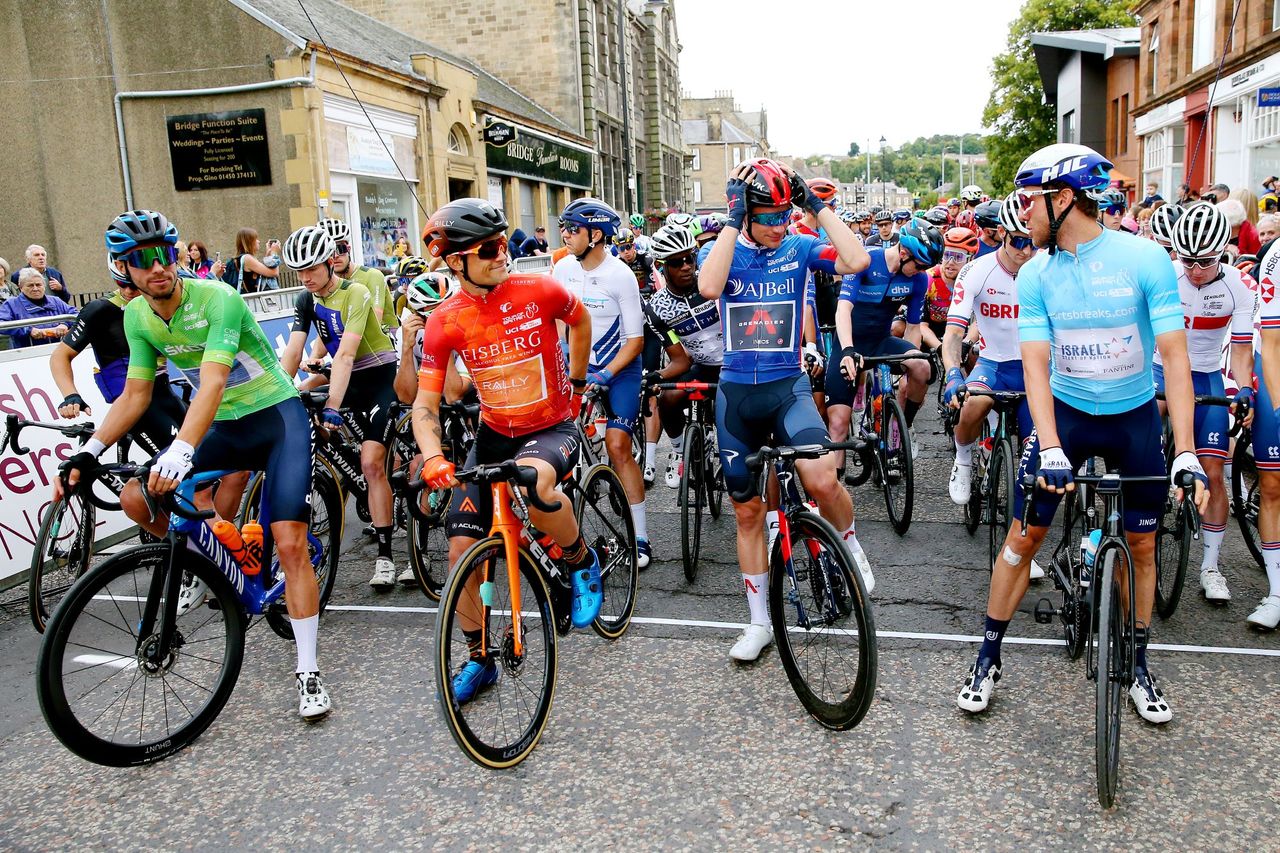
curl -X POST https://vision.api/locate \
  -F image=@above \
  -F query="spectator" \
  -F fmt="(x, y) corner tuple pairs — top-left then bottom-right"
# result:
(1179, 184), (1199, 204)
(186, 241), (224, 279)
(520, 226), (550, 256)
(262, 238), (282, 271)
(222, 227), (279, 293)
(508, 228), (528, 260)
(1230, 188), (1259, 225)
(174, 241), (198, 279)
(1259, 214), (1280, 245)
(1201, 182), (1231, 205)
(1218, 198), (1261, 257)
(390, 236), (410, 259)
(9, 244), (69, 297)
(1141, 183), (1163, 206)
(0, 267), (76, 347)
(0, 257), (11, 300)
(1135, 205), (1154, 237)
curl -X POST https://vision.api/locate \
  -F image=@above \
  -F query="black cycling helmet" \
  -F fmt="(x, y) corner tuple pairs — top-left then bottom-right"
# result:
(897, 221), (945, 267)
(873, 209), (893, 224)
(923, 207), (950, 227)
(974, 200), (1003, 230)
(105, 209), (178, 256)
(422, 198), (508, 259)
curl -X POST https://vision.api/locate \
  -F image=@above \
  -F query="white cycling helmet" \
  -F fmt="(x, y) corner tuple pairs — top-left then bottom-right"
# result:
(665, 212), (695, 230)
(317, 217), (352, 243)
(998, 192), (1030, 236)
(1149, 203), (1183, 247)
(649, 224), (698, 260)
(960, 185), (984, 203)
(1170, 201), (1230, 259)
(404, 271), (456, 315)
(283, 225), (336, 271)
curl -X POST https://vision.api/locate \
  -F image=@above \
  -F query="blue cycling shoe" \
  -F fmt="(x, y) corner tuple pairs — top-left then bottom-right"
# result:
(570, 552), (603, 628)
(451, 657), (498, 704)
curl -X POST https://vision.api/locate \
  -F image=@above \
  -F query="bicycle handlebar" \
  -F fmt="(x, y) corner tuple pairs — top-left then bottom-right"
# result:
(4, 413), (96, 456)
(1018, 469), (1201, 537)
(406, 459), (563, 513)
(733, 439), (869, 503)
(650, 381), (718, 394)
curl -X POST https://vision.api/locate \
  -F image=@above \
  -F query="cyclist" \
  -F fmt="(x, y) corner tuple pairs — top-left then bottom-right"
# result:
(614, 228), (660, 295)
(972, 200), (1004, 258)
(1250, 236), (1280, 627)
(318, 218), (399, 333)
(1100, 188), (1129, 231)
(643, 224), (723, 487)
(792, 178), (842, 359)
(699, 157), (872, 660)
(959, 185), (984, 212)
(393, 271), (469, 406)
(57, 209), (328, 720)
(853, 210), (874, 242)
(629, 213), (652, 255)
(614, 227), (663, 484)
(696, 213), (727, 249)
(281, 225), (402, 590)
(923, 206), (951, 230)
(922, 227), (978, 351)
(414, 198), (599, 701)
(1150, 203), (1182, 258)
(391, 254), (430, 315)
(865, 209), (896, 248)
(554, 197), (653, 567)
(957, 144), (1207, 724)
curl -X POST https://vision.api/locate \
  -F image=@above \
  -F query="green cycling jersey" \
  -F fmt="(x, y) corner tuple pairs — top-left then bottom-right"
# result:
(124, 279), (298, 420)
(349, 265), (399, 330)
(291, 278), (397, 370)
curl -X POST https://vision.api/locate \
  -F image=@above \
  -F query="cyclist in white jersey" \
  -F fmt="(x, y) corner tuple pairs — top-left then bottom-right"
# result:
(1244, 239), (1280, 628)
(1157, 203), (1258, 602)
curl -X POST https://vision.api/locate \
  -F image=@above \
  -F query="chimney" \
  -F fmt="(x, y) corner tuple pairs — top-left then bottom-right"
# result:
(708, 109), (722, 141)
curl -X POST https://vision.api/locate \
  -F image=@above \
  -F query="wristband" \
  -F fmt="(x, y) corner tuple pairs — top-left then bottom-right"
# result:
(83, 438), (107, 458)
(570, 377), (587, 390)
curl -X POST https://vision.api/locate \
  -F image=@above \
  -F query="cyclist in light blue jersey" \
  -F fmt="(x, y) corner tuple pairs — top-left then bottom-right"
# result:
(957, 144), (1208, 725)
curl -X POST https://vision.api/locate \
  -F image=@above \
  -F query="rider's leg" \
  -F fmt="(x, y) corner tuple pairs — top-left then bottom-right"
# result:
(902, 357), (930, 427)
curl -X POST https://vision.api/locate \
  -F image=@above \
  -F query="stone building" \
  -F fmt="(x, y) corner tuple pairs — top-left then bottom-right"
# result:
(339, 0), (687, 216)
(681, 92), (770, 214)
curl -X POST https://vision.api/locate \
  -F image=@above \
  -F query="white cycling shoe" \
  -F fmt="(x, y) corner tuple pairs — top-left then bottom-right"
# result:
(664, 451), (682, 489)
(1029, 559), (1045, 580)
(844, 537), (875, 595)
(1129, 669), (1172, 724)
(948, 460), (972, 505)
(729, 623), (773, 662)
(957, 659), (1001, 714)
(175, 573), (207, 616)
(1200, 569), (1231, 602)
(1247, 595), (1280, 629)
(642, 461), (657, 487)
(296, 671), (333, 720)
(397, 564), (417, 585)
(369, 557), (396, 590)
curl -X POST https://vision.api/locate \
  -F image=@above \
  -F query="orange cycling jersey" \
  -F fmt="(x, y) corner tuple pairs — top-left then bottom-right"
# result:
(418, 273), (584, 437)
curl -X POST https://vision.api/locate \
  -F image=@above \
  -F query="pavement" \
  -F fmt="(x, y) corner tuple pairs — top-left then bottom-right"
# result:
(1, 402), (1278, 850)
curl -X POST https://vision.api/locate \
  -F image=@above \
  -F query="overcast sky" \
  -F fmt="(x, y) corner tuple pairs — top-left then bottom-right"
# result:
(673, 0), (1026, 156)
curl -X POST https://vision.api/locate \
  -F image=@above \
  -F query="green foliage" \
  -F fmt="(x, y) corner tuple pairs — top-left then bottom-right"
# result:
(982, 0), (1137, 194)
(827, 140), (992, 197)
(848, 141), (861, 157)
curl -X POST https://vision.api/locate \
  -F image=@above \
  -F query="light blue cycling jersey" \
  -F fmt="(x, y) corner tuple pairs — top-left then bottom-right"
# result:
(699, 233), (834, 384)
(1017, 227), (1182, 415)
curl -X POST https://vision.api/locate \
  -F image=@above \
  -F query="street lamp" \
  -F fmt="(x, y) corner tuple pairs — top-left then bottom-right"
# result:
(879, 136), (887, 207)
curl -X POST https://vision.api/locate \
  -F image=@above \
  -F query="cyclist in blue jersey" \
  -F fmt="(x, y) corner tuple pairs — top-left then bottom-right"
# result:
(698, 157), (871, 662)
(956, 144), (1208, 725)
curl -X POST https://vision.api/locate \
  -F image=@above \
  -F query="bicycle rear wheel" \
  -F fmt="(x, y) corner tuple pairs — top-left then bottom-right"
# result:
(436, 537), (556, 769)
(987, 440), (1015, 572)
(679, 424), (705, 583)
(28, 493), (96, 634)
(575, 464), (638, 639)
(1094, 542), (1126, 808)
(37, 543), (246, 767)
(1154, 497), (1191, 620)
(768, 512), (877, 730)
(705, 424), (725, 520)
(407, 488), (451, 601)
(1231, 437), (1264, 569)
(963, 426), (989, 536)
(880, 397), (913, 535)
(264, 470), (344, 639)
(1054, 503), (1089, 661)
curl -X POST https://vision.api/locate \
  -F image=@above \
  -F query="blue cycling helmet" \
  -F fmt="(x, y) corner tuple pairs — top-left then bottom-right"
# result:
(892, 209), (911, 222)
(560, 197), (621, 259)
(897, 221), (944, 268)
(105, 209), (178, 256)
(1014, 143), (1113, 200)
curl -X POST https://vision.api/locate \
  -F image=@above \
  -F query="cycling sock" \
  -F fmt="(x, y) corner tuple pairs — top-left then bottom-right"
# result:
(841, 520), (863, 554)
(670, 433), (685, 455)
(292, 614), (319, 674)
(630, 501), (648, 541)
(562, 535), (592, 569)
(1223, 461), (1233, 487)
(904, 399), (921, 427)
(765, 510), (780, 555)
(742, 572), (769, 625)
(463, 629), (485, 660)
(978, 615), (1009, 667)
(954, 439), (975, 466)
(987, 410), (998, 432)
(1264, 541), (1280, 598)
(1199, 523), (1226, 571)
(1134, 625), (1149, 672)
(645, 441), (657, 469)
(375, 525), (394, 559)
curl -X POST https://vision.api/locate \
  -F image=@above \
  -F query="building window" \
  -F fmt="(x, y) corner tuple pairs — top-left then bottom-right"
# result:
(732, 147), (741, 164)
(447, 126), (467, 156)
(692, 149), (701, 171)
(1063, 110), (1076, 144)
(1147, 23), (1160, 97)
(1192, 0), (1215, 70)
(1274, 0), (1280, 31)
(1119, 94), (1129, 155)
(693, 180), (702, 204)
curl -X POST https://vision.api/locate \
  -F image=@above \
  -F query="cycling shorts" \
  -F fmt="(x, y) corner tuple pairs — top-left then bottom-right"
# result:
(343, 362), (397, 445)
(129, 382), (187, 457)
(446, 420), (580, 539)
(717, 374), (829, 500)
(604, 361), (643, 435)
(1152, 364), (1230, 460)
(191, 397), (314, 523)
(966, 357), (1031, 441)
(1253, 353), (1280, 473)
(824, 335), (917, 407)
(1013, 397), (1166, 534)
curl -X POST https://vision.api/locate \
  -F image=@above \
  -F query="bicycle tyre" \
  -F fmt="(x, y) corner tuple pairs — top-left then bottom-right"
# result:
(28, 493), (96, 634)
(768, 511), (877, 730)
(575, 464), (638, 639)
(1057, 502), (1089, 661)
(264, 470), (344, 639)
(435, 537), (556, 769)
(963, 425), (989, 536)
(1094, 542), (1126, 808)
(705, 424), (725, 520)
(1154, 501), (1191, 620)
(679, 423), (705, 583)
(37, 543), (246, 767)
(987, 439), (1015, 573)
(407, 490), (451, 601)
(1231, 437), (1265, 569)
(880, 397), (913, 535)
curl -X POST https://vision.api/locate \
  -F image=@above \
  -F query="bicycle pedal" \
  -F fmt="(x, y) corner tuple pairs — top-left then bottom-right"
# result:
(1033, 598), (1055, 624)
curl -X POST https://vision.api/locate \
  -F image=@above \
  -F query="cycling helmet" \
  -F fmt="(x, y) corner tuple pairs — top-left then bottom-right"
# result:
(1014, 143), (1113, 198)
(104, 209), (178, 256)
(944, 227), (980, 256)
(974, 200), (1003, 230)
(960, 185), (984, 203)
(947, 197), (962, 209)
(649, 223), (698, 261)
(1099, 188), (1128, 212)
(854, 209), (872, 223)
(838, 208), (858, 224)
(395, 255), (429, 279)
(1171, 201), (1230, 258)
(998, 192), (1030, 236)
(423, 198), (508, 258)
(629, 213), (646, 229)
(955, 210), (976, 231)
(283, 225), (336, 271)
(924, 206), (950, 227)
(897, 221), (945, 267)
(665, 211), (695, 230)
(404, 271), (455, 316)
(1149, 203), (1183, 246)
(741, 157), (795, 208)
(613, 228), (636, 248)
(107, 252), (131, 284)
(893, 209), (911, 222)
(698, 213), (727, 235)
(873, 209), (893, 224)
(317, 217), (352, 243)
(561, 197), (622, 237)
(807, 178), (839, 205)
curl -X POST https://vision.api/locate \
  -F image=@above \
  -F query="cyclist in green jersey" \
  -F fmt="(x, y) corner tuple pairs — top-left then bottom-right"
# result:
(281, 225), (402, 589)
(319, 218), (399, 332)
(58, 209), (330, 720)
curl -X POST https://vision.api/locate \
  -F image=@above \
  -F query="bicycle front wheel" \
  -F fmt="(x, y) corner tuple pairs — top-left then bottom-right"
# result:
(1231, 437), (1264, 569)
(1154, 498), (1191, 620)
(436, 538), (556, 769)
(679, 424), (705, 583)
(575, 464), (638, 639)
(986, 440), (1015, 572)
(28, 493), (97, 633)
(37, 543), (246, 767)
(407, 487), (451, 601)
(1094, 542), (1126, 808)
(880, 397), (913, 535)
(768, 511), (877, 730)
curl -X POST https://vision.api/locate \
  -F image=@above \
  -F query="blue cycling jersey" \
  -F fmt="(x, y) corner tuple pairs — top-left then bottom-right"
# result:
(837, 248), (927, 344)
(974, 240), (999, 258)
(1017, 227), (1182, 415)
(700, 233), (835, 384)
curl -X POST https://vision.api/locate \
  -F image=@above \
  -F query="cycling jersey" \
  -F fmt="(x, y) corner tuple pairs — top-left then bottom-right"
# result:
(925, 268), (955, 326)
(791, 222), (840, 327)
(619, 251), (659, 297)
(1153, 363), (1229, 459)
(643, 287), (724, 366)
(418, 274), (583, 437)
(397, 319), (470, 379)
(1016, 228), (1182, 415)
(1253, 252), (1280, 354)
(291, 281), (397, 370)
(699, 233), (836, 384)
(1152, 262), (1256, 372)
(974, 240), (999, 259)
(349, 265), (399, 329)
(837, 247), (927, 345)
(864, 233), (898, 249)
(63, 291), (148, 402)
(124, 279), (297, 420)
(553, 254), (645, 368)
(946, 250), (1023, 363)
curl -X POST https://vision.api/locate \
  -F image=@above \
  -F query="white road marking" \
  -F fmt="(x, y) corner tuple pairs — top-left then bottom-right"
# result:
(72, 653), (138, 671)
(326, 604), (1280, 658)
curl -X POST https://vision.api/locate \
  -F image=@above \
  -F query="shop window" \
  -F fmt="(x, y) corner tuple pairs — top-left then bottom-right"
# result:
(357, 178), (417, 271)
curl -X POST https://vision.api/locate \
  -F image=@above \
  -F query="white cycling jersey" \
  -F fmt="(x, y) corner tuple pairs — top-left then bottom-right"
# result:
(1253, 245), (1280, 354)
(1153, 261), (1256, 372)
(945, 250), (1022, 363)
(553, 253), (644, 368)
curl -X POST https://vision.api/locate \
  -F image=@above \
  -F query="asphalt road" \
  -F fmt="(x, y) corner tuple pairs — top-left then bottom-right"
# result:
(1, 403), (1278, 850)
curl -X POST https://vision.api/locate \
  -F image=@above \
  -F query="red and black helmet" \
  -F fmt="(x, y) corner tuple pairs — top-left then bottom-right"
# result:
(422, 198), (508, 258)
(742, 158), (794, 208)
(954, 210), (976, 231)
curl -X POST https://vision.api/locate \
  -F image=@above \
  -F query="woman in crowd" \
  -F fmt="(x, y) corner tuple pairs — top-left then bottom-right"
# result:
(226, 227), (280, 293)
(1218, 198), (1261, 257)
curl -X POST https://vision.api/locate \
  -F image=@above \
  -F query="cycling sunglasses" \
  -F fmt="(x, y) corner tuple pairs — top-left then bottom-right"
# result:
(750, 210), (792, 227)
(334, 241), (352, 256)
(941, 249), (970, 265)
(1180, 255), (1220, 270)
(1014, 188), (1058, 208)
(660, 253), (696, 269)
(1006, 235), (1034, 250)
(1103, 204), (1126, 216)
(559, 220), (584, 235)
(120, 245), (180, 269)
(457, 236), (508, 261)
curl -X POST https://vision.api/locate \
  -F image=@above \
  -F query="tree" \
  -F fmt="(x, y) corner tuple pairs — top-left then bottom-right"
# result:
(983, 0), (1137, 195)
(848, 141), (861, 158)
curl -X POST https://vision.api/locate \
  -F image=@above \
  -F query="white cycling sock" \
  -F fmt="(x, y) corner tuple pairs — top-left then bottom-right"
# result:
(743, 572), (769, 625)
(630, 501), (648, 541)
(645, 441), (657, 469)
(842, 520), (863, 555)
(1200, 525), (1225, 572)
(954, 439), (975, 466)
(292, 614), (319, 674)
(765, 509), (780, 553)
(1265, 543), (1280, 599)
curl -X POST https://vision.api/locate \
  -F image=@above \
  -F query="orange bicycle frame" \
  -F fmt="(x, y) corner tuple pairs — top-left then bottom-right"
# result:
(480, 480), (528, 659)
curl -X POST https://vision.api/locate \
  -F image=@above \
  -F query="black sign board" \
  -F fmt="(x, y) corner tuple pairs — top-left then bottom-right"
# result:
(485, 122), (593, 189)
(483, 120), (516, 147)
(166, 109), (272, 191)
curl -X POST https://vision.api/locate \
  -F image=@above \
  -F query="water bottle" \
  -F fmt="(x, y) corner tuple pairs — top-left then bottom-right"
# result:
(240, 521), (264, 576)
(212, 520), (249, 565)
(1080, 528), (1101, 588)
